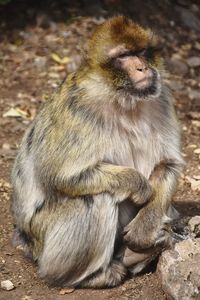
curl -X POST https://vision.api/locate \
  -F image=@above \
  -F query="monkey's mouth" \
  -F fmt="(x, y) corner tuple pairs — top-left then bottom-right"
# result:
(135, 74), (154, 89)
(118, 69), (160, 98)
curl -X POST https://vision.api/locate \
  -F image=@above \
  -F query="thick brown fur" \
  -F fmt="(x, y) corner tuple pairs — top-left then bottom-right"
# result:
(11, 16), (183, 288)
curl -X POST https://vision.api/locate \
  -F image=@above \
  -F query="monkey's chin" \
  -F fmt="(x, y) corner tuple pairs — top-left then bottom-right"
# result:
(117, 82), (161, 110)
(133, 70), (161, 99)
(134, 80), (161, 99)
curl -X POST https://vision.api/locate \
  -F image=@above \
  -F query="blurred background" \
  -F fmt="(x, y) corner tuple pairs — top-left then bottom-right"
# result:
(0, 1), (199, 300)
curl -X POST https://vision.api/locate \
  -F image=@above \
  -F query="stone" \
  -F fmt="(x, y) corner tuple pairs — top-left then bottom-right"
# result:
(166, 58), (188, 76)
(1, 279), (15, 291)
(34, 56), (47, 69)
(157, 238), (200, 300)
(188, 216), (200, 237)
(187, 89), (200, 100)
(187, 56), (200, 68)
(176, 6), (200, 33)
(59, 288), (75, 295)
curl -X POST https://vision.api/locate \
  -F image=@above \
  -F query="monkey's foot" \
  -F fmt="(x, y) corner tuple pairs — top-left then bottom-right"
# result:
(123, 208), (172, 251)
(79, 261), (127, 288)
(123, 247), (160, 275)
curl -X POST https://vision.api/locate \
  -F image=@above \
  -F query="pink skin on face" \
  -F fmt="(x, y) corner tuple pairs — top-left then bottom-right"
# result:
(119, 56), (153, 89)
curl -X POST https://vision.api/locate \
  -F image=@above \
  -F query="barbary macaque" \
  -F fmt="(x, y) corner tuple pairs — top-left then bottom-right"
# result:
(11, 16), (183, 288)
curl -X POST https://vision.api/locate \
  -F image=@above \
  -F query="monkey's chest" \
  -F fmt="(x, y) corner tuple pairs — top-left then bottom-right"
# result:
(104, 125), (163, 179)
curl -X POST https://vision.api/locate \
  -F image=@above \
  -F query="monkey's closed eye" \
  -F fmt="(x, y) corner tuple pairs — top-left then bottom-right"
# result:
(117, 51), (133, 59)
(117, 49), (146, 59)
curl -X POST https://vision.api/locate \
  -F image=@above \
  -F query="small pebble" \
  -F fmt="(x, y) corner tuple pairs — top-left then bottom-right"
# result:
(59, 287), (75, 295)
(1, 280), (15, 291)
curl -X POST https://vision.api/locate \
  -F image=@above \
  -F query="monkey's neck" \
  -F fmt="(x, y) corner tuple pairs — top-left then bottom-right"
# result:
(78, 69), (161, 114)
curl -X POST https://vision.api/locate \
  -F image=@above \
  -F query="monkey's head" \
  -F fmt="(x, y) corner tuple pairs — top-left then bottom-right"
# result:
(88, 16), (163, 100)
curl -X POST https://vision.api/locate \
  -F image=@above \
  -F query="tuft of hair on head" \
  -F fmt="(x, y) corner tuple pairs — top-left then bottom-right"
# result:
(87, 15), (158, 67)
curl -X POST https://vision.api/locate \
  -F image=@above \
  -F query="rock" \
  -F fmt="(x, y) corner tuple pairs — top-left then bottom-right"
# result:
(1, 279), (15, 291)
(185, 175), (200, 191)
(188, 89), (200, 100)
(187, 111), (200, 120)
(21, 296), (33, 300)
(166, 58), (188, 76)
(157, 238), (200, 300)
(2, 143), (11, 150)
(168, 80), (184, 91)
(192, 120), (200, 127)
(194, 148), (200, 154)
(176, 6), (200, 33)
(186, 56), (200, 68)
(188, 216), (200, 237)
(34, 57), (47, 69)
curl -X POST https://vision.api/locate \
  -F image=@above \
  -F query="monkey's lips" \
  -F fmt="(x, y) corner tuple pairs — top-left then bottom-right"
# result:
(134, 68), (156, 90)
(133, 69), (159, 96)
(117, 69), (160, 98)
(135, 76), (153, 89)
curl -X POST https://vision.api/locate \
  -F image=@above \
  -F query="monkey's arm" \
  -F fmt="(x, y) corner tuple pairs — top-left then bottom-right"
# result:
(55, 162), (152, 206)
(124, 159), (183, 250)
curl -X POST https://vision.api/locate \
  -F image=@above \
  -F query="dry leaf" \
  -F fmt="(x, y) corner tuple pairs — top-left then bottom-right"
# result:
(192, 120), (200, 127)
(194, 148), (200, 154)
(50, 53), (70, 65)
(185, 176), (200, 191)
(3, 107), (28, 119)
(2, 143), (11, 150)
(59, 288), (75, 295)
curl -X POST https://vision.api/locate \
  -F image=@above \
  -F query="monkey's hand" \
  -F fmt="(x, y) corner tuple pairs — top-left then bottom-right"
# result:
(123, 202), (172, 251)
(124, 159), (183, 251)
(129, 175), (153, 206)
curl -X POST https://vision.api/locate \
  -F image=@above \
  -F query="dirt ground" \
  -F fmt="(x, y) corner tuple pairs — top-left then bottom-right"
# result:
(0, 1), (199, 299)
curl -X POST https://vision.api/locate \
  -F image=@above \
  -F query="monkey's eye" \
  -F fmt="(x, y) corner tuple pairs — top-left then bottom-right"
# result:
(117, 51), (132, 59)
(134, 49), (146, 56)
(117, 49), (146, 59)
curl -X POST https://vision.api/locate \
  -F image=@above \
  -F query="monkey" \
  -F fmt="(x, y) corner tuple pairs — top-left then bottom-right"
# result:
(11, 16), (184, 288)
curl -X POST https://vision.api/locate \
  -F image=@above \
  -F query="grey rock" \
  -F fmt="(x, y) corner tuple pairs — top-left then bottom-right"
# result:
(187, 56), (200, 68)
(187, 111), (200, 120)
(34, 56), (47, 69)
(176, 7), (200, 33)
(157, 238), (200, 300)
(187, 89), (200, 100)
(167, 58), (188, 76)
(168, 80), (184, 91)
(188, 216), (200, 237)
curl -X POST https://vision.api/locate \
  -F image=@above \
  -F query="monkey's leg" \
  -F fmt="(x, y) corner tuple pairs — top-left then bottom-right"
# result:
(115, 200), (161, 276)
(79, 260), (126, 288)
(36, 193), (127, 288)
(124, 159), (183, 251)
(56, 162), (152, 206)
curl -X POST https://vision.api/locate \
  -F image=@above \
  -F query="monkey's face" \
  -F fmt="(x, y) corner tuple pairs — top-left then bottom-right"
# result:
(88, 16), (163, 100)
(110, 47), (161, 98)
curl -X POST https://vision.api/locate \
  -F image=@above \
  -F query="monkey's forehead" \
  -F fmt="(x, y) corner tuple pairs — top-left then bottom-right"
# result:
(89, 16), (157, 51)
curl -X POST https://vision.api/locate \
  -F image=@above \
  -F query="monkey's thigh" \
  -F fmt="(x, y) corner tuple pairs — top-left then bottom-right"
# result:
(38, 193), (119, 287)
